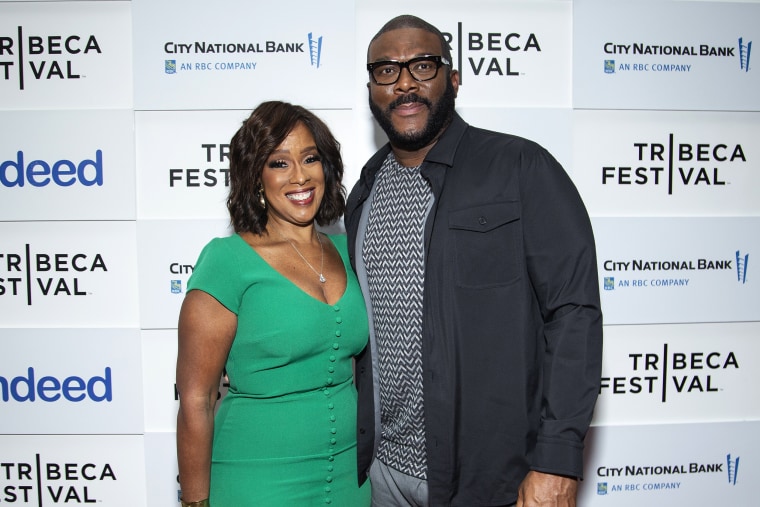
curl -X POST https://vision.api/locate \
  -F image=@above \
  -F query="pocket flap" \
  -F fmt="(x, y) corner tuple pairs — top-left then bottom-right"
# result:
(448, 202), (520, 233)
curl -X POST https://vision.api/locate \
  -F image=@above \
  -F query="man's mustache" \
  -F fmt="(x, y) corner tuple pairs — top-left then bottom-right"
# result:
(389, 94), (432, 110)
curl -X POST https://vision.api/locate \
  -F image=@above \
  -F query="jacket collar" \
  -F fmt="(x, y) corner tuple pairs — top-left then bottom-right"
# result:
(422, 112), (468, 169)
(358, 112), (469, 195)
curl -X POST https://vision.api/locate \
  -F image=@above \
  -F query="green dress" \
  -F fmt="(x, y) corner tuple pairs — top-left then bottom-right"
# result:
(187, 233), (371, 506)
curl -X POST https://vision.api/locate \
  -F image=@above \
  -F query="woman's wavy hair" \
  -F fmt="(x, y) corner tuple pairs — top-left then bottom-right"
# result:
(227, 101), (345, 234)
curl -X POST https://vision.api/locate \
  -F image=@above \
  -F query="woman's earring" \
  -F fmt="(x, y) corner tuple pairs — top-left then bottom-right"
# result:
(258, 186), (266, 208)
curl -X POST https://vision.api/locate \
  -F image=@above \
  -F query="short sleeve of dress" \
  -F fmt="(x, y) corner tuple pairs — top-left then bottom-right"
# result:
(186, 236), (245, 315)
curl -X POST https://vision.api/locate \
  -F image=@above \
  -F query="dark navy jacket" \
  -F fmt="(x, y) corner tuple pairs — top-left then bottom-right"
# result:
(346, 114), (603, 506)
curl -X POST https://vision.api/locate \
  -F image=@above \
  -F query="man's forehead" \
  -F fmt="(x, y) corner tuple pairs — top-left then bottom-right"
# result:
(368, 28), (442, 59)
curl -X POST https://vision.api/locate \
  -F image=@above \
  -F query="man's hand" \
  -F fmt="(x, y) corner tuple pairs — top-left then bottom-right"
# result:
(516, 470), (578, 507)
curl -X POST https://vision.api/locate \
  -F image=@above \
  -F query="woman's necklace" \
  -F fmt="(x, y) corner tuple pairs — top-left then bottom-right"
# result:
(274, 226), (326, 283)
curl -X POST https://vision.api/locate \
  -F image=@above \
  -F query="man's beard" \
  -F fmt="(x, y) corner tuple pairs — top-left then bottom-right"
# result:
(369, 79), (456, 152)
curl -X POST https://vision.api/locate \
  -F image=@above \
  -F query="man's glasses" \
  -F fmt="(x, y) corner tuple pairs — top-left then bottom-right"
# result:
(367, 55), (450, 85)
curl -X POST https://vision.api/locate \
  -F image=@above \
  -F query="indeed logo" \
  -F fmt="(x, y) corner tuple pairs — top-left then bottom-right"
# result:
(0, 367), (112, 402)
(0, 150), (104, 187)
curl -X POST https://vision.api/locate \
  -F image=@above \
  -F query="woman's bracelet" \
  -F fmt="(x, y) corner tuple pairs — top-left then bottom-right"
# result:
(180, 499), (209, 507)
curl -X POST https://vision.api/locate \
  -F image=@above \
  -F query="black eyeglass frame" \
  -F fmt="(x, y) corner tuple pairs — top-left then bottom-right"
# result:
(366, 55), (451, 85)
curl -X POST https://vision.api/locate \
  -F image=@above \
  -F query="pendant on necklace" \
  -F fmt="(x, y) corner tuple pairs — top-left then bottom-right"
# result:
(319, 274), (326, 283)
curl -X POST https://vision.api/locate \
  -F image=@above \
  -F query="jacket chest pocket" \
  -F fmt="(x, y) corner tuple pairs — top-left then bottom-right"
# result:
(448, 202), (522, 288)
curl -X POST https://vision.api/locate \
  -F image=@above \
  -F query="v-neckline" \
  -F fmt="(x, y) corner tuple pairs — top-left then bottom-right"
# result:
(234, 233), (349, 307)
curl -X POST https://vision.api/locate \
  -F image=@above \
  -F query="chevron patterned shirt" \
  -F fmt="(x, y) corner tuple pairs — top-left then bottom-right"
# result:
(363, 153), (431, 479)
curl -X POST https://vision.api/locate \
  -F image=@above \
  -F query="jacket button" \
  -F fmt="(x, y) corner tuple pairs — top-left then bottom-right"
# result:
(478, 216), (487, 225)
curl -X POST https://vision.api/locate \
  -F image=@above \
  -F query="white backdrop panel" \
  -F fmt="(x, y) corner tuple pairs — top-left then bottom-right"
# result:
(0, 109), (136, 221)
(593, 322), (759, 426)
(132, 0), (356, 110)
(0, 328), (143, 434)
(142, 329), (227, 433)
(594, 217), (758, 325)
(137, 219), (232, 329)
(142, 330), (180, 433)
(0, 221), (139, 327)
(356, 0), (572, 109)
(573, 110), (760, 217)
(136, 109), (360, 221)
(0, 1), (132, 110)
(574, 0), (760, 111)
(579, 421), (759, 506)
(459, 107), (572, 175)
(0, 434), (146, 507)
(143, 432), (181, 507)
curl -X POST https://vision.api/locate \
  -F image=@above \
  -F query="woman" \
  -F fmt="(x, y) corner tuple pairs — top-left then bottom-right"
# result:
(176, 101), (370, 506)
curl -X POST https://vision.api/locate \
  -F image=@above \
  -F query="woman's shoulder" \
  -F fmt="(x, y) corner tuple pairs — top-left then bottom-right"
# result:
(201, 233), (245, 254)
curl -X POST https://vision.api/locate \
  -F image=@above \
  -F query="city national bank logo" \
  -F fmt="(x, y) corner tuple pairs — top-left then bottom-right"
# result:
(602, 250), (747, 291)
(727, 453), (740, 485)
(600, 343), (739, 402)
(162, 32), (320, 74)
(0, 245), (108, 305)
(0, 27), (103, 90)
(602, 133), (747, 195)
(0, 453), (117, 504)
(308, 32), (322, 68)
(736, 250), (749, 284)
(170, 260), (194, 295)
(739, 37), (752, 72)
(601, 37), (750, 74)
(596, 452), (741, 496)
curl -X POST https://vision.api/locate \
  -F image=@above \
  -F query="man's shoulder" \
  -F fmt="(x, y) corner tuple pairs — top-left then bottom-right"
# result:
(466, 123), (540, 150)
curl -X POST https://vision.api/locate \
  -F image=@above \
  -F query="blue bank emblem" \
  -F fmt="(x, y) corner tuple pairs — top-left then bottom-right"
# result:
(604, 60), (615, 74)
(736, 251), (749, 284)
(171, 280), (182, 294)
(165, 60), (177, 74)
(738, 37), (752, 72)
(604, 277), (615, 291)
(308, 32), (323, 68)
(727, 453), (740, 485)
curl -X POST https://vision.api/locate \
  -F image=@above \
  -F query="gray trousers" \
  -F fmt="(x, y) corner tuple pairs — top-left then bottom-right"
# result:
(370, 459), (429, 507)
(369, 459), (517, 507)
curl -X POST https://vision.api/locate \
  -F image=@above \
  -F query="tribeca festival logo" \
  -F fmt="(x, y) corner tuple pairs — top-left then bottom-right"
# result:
(738, 37), (752, 72)
(602, 134), (747, 196)
(0, 27), (103, 90)
(0, 452), (117, 504)
(437, 22), (543, 84)
(168, 143), (230, 189)
(600, 343), (739, 401)
(0, 245), (108, 305)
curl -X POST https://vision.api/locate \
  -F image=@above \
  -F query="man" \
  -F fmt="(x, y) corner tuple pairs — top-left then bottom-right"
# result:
(346, 14), (603, 507)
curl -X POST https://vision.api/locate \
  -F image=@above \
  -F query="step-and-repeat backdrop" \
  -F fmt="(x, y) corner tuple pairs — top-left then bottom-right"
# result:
(1, 1), (758, 505)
